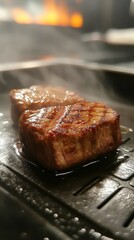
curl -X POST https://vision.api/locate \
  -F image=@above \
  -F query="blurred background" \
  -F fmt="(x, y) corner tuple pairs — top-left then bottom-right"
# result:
(0, 0), (134, 31)
(0, 4), (134, 240)
(0, 0), (134, 66)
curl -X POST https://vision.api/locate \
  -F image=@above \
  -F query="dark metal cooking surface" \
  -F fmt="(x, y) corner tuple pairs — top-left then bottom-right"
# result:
(0, 63), (134, 240)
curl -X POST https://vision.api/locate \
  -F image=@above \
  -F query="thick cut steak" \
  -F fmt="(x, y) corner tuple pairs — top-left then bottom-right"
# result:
(19, 101), (122, 170)
(10, 85), (83, 124)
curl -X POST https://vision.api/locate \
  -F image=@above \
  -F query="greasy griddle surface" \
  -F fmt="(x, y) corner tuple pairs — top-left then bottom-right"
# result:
(0, 91), (134, 240)
(0, 64), (134, 240)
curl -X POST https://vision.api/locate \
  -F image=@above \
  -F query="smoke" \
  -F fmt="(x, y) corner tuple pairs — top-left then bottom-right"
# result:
(0, 21), (105, 97)
(0, 57), (134, 129)
(0, 23), (90, 64)
(0, 23), (134, 129)
(0, 7), (133, 98)
(0, 20), (131, 107)
(0, 58), (120, 103)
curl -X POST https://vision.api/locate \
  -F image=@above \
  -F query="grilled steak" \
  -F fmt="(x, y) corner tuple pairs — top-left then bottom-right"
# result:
(10, 85), (83, 125)
(19, 101), (122, 170)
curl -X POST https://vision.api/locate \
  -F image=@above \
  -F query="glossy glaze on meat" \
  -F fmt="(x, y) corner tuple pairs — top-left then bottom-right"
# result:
(19, 101), (122, 170)
(10, 85), (83, 125)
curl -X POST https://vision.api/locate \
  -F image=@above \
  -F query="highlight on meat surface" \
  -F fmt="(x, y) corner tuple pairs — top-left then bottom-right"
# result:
(10, 85), (83, 125)
(19, 101), (122, 171)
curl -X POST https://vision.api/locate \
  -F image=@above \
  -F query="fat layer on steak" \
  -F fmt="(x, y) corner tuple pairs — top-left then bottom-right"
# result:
(10, 85), (83, 125)
(19, 101), (122, 170)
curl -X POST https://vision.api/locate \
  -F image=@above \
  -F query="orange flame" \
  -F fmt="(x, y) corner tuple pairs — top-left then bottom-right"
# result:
(11, 0), (83, 28)
(12, 8), (33, 24)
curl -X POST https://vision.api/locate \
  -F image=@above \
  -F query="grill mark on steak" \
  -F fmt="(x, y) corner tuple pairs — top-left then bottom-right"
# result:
(51, 105), (72, 134)
(34, 103), (117, 137)
(97, 105), (108, 126)
(19, 101), (122, 170)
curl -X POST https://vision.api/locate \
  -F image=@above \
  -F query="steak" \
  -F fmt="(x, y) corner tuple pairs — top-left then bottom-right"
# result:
(10, 85), (83, 125)
(19, 101), (122, 170)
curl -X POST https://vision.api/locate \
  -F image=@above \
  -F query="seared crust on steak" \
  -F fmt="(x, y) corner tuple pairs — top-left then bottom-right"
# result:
(19, 102), (122, 170)
(10, 85), (83, 125)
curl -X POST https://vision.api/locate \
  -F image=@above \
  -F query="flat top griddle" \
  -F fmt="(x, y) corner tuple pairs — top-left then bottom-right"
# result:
(0, 62), (134, 240)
